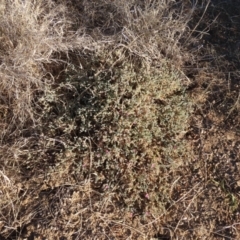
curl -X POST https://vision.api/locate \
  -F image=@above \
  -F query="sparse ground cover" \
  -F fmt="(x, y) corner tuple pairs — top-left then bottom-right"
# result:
(0, 0), (239, 239)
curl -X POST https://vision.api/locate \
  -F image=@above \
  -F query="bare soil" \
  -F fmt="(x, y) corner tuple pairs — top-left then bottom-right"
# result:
(156, 0), (240, 239)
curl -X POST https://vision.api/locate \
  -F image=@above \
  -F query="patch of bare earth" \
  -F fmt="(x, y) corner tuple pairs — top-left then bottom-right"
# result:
(155, 1), (240, 239)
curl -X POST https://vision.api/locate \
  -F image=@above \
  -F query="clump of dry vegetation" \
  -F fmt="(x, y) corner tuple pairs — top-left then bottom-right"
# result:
(0, 0), (239, 239)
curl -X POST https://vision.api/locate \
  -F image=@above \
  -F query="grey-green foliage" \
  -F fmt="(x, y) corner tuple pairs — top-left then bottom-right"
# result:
(39, 50), (192, 215)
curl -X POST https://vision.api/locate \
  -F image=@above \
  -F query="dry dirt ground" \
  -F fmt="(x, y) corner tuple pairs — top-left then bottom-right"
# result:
(158, 0), (240, 239)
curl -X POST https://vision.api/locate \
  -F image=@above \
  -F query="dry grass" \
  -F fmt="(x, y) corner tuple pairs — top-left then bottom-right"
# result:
(0, 0), (91, 137)
(0, 0), (239, 239)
